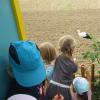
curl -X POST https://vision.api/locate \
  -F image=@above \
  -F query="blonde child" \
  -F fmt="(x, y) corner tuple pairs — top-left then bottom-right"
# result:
(39, 42), (57, 81)
(45, 35), (78, 100)
(39, 42), (57, 94)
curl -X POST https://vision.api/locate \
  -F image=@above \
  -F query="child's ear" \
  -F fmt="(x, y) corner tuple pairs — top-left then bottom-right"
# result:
(9, 45), (20, 64)
(71, 85), (76, 93)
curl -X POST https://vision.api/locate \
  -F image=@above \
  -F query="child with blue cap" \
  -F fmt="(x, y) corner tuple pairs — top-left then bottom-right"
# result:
(71, 77), (92, 100)
(6, 41), (46, 100)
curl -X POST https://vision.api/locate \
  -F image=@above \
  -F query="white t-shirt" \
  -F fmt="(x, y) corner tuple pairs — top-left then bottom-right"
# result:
(7, 94), (37, 100)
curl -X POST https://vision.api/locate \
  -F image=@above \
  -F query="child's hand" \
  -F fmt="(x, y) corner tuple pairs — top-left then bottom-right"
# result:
(53, 94), (64, 100)
(73, 58), (76, 62)
(80, 64), (85, 67)
(73, 57), (78, 64)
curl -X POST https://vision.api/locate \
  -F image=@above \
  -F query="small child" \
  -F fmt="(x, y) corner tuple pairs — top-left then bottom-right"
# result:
(72, 77), (92, 100)
(39, 42), (57, 81)
(6, 41), (46, 100)
(45, 35), (78, 100)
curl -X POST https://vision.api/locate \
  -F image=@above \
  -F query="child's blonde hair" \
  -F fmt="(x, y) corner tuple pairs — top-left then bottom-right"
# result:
(39, 42), (57, 64)
(58, 35), (76, 56)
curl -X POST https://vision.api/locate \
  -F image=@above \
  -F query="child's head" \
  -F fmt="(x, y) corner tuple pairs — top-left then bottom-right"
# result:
(9, 41), (46, 87)
(58, 35), (76, 56)
(39, 42), (57, 64)
(73, 77), (90, 100)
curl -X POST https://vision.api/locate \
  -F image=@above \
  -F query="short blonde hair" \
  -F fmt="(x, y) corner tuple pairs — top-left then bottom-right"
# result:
(39, 42), (57, 64)
(58, 35), (76, 55)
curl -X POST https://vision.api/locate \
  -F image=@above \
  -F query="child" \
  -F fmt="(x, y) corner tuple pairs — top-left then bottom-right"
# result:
(6, 41), (46, 100)
(39, 42), (57, 81)
(45, 35), (78, 100)
(72, 77), (92, 100)
(39, 42), (57, 94)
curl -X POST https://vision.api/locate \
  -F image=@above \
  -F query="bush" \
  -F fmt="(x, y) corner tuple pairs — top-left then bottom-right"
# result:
(82, 37), (100, 99)
(93, 78), (100, 100)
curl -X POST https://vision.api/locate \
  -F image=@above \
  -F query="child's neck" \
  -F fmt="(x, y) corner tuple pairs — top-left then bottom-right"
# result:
(45, 60), (50, 64)
(65, 54), (73, 59)
(62, 53), (73, 61)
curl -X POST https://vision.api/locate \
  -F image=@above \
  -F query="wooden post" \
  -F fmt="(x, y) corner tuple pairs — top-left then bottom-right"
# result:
(91, 64), (95, 91)
(81, 65), (86, 77)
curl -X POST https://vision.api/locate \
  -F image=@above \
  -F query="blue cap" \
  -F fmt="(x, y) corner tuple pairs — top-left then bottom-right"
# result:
(73, 77), (90, 95)
(9, 41), (46, 87)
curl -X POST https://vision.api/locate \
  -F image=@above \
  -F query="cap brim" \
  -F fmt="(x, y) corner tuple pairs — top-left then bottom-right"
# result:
(13, 62), (46, 87)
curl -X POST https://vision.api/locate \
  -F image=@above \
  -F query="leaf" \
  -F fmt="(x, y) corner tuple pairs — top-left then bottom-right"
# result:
(98, 71), (100, 74)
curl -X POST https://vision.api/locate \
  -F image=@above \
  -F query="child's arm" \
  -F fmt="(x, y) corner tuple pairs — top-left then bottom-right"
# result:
(70, 57), (78, 73)
(44, 79), (49, 94)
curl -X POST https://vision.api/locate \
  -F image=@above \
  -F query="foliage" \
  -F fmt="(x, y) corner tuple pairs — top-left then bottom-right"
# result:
(82, 40), (100, 65)
(93, 78), (100, 100)
(82, 36), (100, 99)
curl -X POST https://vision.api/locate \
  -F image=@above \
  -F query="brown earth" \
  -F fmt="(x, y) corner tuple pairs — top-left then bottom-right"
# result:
(21, 9), (100, 74)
